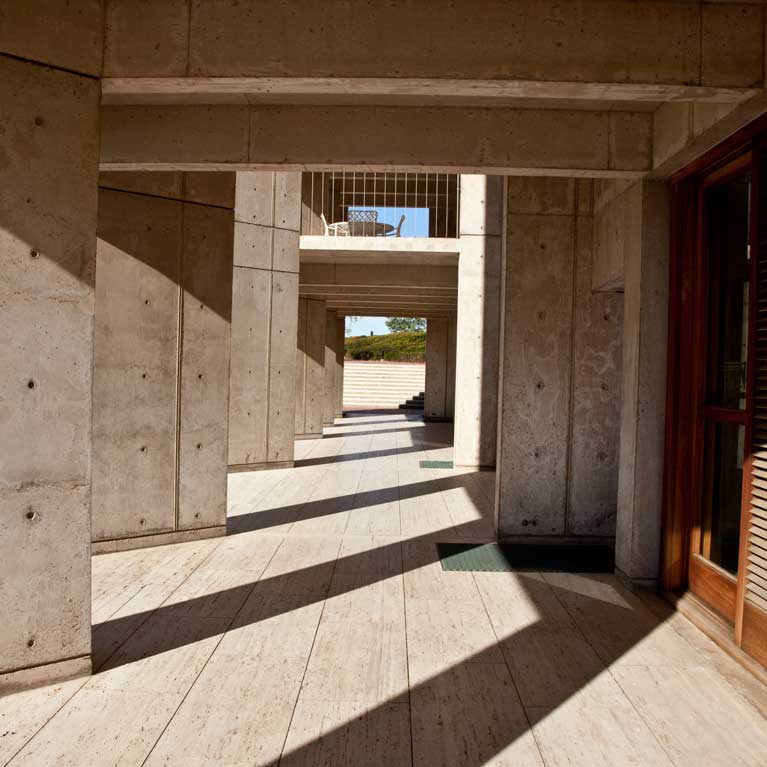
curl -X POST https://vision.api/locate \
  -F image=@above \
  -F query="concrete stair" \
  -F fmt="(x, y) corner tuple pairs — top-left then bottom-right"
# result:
(399, 391), (425, 410)
(343, 360), (426, 409)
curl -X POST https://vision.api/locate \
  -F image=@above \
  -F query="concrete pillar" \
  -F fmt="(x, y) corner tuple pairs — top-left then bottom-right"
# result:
(335, 317), (345, 418)
(496, 178), (623, 540)
(454, 175), (503, 468)
(606, 181), (670, 585)
(323, 311), (344, 426)
(323, 311), (336, 427)
(228, 172), (301, 470)
(0, 54), (99, 687)
(425, 318), (456, 421)
(296, 298), (327, 439)
(92, 176), (234, 551)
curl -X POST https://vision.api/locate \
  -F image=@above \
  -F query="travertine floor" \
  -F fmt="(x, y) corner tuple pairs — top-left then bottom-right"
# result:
(3, 412), (767, 766)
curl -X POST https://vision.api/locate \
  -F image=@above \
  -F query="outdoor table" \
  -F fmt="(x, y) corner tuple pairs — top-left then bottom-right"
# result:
(347, 220), (395, 236)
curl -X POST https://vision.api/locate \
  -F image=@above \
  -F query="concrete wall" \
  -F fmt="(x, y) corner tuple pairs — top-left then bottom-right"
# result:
(295, 298), (327, 439)
(92, 181), (233, 550)
(496, 178), (623, 539)
(425, 318), (456, 421)
(0, 41), (100, 686)
(612, 181), (670, 584)
(454, 175), (503, 468)
(228, 172), (301, 470)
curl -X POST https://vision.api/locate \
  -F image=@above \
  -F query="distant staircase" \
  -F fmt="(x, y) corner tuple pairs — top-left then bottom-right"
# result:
(343, 360), (426, 410)
(399, 391), (425, 410)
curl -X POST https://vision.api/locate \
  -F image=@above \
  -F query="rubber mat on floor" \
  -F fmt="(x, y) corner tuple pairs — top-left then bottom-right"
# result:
(436, 542), (615, 572)
(419, 460), (454, 469)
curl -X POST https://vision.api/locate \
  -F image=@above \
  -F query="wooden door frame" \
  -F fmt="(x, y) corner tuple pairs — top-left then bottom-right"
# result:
(661, 116), (767, 632)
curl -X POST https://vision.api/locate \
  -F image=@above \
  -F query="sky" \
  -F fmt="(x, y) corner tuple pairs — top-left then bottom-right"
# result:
(347, 205), (429, 237)
(345, 206), (429, 336)
(346, 316), (392, 336)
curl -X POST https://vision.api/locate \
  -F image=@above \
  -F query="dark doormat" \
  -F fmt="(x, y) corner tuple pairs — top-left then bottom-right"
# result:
(419, 460), (454, 469)
(436, 542), (615, 573)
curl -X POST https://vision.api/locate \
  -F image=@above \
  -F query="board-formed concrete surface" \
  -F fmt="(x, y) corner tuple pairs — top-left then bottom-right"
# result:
(2, 413), (766, 766)
(343, 361), (426, 410)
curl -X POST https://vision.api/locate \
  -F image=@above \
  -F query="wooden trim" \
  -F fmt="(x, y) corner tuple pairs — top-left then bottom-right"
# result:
(735, 141), (762, 644)
(671, 115), (767, 184)
(700, 406), (747, 423)
(661, 180), (697, 592)
(668, 590), (767, 684)
(741, 600), (767, 667)
(663, 145), (755, 609)
(689, 554), (738, 622)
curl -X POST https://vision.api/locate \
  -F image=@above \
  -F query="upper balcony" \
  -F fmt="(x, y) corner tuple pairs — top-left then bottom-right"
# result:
(300, 172), (460, 265)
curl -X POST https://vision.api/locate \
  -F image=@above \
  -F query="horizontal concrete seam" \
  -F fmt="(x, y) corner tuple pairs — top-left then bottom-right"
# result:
(1, 479), (89, 493)
(98, 185), (233, 211)
(0, 652), (90, 678)
(235, 217), (300, 234)
(233, 263), (299, 275)
(507, 209), (587, 217)
(91, 523), (226, 545)
(0, 51), (99, 81)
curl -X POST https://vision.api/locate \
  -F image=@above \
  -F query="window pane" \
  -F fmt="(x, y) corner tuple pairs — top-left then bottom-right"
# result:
(704, 172), (751, 409)
(701, 421), (744, 574)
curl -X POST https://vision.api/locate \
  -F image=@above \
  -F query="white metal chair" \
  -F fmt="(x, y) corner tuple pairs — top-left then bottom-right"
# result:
(385, 214), (406, 237)
(320, 213), (350, 236)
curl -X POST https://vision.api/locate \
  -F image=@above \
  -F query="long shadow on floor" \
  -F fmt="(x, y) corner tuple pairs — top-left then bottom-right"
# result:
(92, 527), (684, 765)
(321, 426), (431, 439)
(228, 473), (492, 534)
(294, 443), (443, 468)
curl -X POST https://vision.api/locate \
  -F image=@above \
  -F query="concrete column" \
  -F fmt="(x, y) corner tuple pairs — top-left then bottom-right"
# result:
(0, 54), (99, 687)
(228, 172), (301, 470)
(296, 298), (327, 439)
(322, 310), (345, 426)
(454, 175), (503, 468)
(92, 175), (234, 552)
(496, 178), (623, 540)
(606, 181), (670, 585)
(425, 318), (456, 421)
(335, 317), (345, 418)
(323, 311), (336, 426)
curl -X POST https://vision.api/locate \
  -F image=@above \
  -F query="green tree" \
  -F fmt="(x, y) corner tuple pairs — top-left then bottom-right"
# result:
(385, 316), (426, 333)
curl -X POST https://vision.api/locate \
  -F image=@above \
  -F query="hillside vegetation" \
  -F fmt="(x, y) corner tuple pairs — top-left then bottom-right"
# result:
(345, 331), (426, 362)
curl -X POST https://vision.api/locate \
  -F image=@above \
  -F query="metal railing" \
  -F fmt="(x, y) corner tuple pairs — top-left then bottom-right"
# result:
(301, 172), (459, 238)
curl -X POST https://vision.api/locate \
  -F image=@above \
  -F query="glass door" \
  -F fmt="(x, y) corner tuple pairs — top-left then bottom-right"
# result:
(689, 155), (753, 621)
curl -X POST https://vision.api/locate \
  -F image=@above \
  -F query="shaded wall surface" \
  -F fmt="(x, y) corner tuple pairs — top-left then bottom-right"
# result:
(425, 318), (457, 421)
(454, 175), (503, 468)
(295, 298), (327, 438)
(92, 177), (234, 548)
(497, 178), (623, 538)
(0, 51), (100, 684)
(229, 172), (301, 469)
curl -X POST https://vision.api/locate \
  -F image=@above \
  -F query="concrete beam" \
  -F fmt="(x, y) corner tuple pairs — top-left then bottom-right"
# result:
(101, 76), (759, 107)
(102, 1), (765, 93)
(652, 95), (767, 178)
(99, 105), (652, 176)
(299, 263), (458, 290)
(328, 308), (454, 320)
(300, 236), (459, 266)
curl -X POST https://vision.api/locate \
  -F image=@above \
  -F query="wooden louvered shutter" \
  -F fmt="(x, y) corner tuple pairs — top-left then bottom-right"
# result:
(739, 148), (767, 666)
